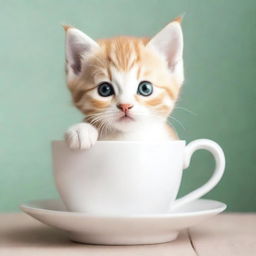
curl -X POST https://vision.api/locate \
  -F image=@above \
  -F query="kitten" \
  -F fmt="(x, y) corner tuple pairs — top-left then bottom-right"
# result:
(64, 17), (184, 149)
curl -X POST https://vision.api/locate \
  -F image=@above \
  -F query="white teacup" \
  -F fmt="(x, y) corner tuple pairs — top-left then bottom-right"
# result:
(52, 139), (225, 215)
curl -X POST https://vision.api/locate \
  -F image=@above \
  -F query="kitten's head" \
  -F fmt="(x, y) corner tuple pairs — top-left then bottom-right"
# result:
(64, 18), (184, 132)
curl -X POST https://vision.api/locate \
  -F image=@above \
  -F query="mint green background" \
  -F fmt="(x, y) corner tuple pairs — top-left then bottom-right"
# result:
(0, 0), (255, 212)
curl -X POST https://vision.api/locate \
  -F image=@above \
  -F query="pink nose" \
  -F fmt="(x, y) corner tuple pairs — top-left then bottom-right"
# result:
(117, 104), (133, 112)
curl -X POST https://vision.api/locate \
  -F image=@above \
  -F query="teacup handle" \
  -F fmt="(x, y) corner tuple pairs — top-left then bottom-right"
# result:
(171, 139), (225, 209)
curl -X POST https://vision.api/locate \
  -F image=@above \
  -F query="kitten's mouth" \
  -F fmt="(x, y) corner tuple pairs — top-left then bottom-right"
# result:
(118, 113), (134, 122)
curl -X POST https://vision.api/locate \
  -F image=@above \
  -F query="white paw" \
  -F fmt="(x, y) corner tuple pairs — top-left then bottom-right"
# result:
(65, 123), (98, 150)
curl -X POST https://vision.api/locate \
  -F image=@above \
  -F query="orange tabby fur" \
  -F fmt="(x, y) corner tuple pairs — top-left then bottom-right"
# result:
(67, 36), (180, 119)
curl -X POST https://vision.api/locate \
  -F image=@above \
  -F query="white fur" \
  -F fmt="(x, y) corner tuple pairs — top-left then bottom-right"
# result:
(65, 123), (98, 150)
(101, 122), (172, 141)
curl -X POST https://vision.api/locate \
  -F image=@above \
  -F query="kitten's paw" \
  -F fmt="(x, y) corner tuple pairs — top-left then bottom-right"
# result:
(65, 123), (98, 150)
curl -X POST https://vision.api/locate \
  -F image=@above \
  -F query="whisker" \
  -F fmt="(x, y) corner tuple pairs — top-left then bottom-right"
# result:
(168, 116), (185, 131)
(175, 106), (197, 116)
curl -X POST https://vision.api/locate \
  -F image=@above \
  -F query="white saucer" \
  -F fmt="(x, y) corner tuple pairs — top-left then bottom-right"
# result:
(20, 199), (226, 245)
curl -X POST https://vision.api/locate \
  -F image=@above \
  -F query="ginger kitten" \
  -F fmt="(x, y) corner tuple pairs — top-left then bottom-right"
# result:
(64, 17), (184, 149)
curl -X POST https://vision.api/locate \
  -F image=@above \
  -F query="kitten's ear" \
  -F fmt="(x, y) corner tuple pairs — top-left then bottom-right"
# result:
(147, 17), (184, 84)
(64, 26), (100, 82)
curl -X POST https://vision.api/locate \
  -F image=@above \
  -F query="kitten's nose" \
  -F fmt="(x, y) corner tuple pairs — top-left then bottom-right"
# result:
(117, 103), (133, 112)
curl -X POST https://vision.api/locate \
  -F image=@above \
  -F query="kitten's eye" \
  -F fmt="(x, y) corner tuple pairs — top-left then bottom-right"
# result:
(137, 81), (153, 96)
(98, 82), (114, 97)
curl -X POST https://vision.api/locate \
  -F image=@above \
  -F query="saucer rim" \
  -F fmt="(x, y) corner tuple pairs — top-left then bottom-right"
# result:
(20, 198), (227, 219)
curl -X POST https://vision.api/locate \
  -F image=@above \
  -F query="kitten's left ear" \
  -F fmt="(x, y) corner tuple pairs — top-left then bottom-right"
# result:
(64, 25), (100, 83)
(147, 17), (184, 84)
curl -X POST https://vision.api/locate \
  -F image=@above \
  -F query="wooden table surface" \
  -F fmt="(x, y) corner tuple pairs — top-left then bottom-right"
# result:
(0, 213), (256, 256)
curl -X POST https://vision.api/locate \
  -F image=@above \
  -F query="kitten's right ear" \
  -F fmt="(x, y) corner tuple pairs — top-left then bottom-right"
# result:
(146, 18), (184, 85)
(64, 26), (100, 82)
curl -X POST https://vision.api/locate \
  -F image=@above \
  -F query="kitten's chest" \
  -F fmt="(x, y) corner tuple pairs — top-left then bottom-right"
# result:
(100, 124), (176, 141)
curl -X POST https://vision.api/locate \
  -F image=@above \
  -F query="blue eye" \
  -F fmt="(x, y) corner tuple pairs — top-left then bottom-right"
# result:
(137, 81), (153, 96)
(98, 82), (114, 97)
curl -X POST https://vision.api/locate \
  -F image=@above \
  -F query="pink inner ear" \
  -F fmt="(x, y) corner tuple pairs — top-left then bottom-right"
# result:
(147, 22), (183, 71)
(69, 42), (90, 74)
(66, 28), (99, 76)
